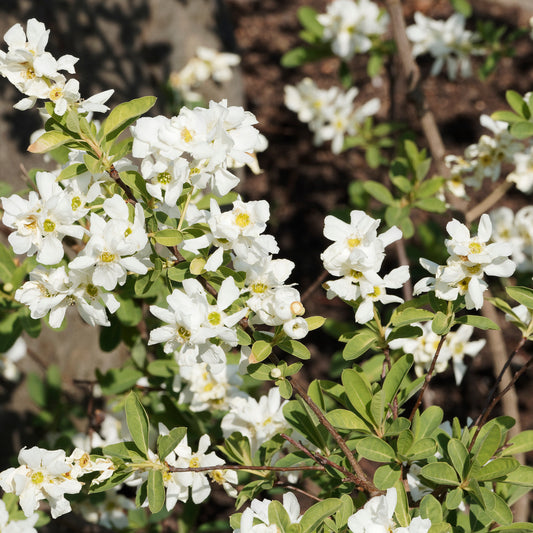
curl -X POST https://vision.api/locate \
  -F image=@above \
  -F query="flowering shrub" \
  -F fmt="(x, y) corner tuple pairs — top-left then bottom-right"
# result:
(0, 3), (532, 532)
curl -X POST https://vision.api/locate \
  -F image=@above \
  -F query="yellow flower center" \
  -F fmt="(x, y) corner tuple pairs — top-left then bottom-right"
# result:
(31, 471), (44, 484)
(86, 284), (98, 298)
(49, 87), (63, 101)
(235, 212), (251, 228)
(71, 196), (82, 211)
(178, 326), (191, 342)
(190, 167), (200, 175)
(203, 383), (214, 392)
(43, 218), (56, 233)
(79, 453), (90, 468)
(208, 311), (221, 326)
(210, 470), (225, 484)
(469, 242), (483, 254)
(349, 269), (363, 280)
(347, 237), (361, 248)
(181, 128), (193, 143)
(458, 277), (471, 292)
(99, 251), (116, 263)
(251, 282), (268, 294)
(124, 227), (132, 237)
(24, 66), (36, 80)
(157, 172), (172, 185)
(466, 264), (482, 275)
(189, 457), (200, 468)
(369, 286), (381, 298)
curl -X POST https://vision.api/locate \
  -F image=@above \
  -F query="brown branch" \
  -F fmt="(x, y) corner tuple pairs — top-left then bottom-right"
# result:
(385, 0), (447, 176)
(288, 376), (379, 495)
(408, 334), (447, 422)
(107, 164), (136, 202)
(281, 433), (364, 487)
(465, 180), (513, 224)
(301, 269), (329, 303)
(274, 481), (322, 502)
(469, 354), (532, 451)
(167, 464), (324, 473)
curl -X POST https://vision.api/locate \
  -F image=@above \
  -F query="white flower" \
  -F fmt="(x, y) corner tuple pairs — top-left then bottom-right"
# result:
(317, 0), (389, 60)
(0, 446), (83, 518)
(348, 488), (397, 533)
(221, 388), (289, 454)
(507, 147), (533, 193)
(67, 448), (115, 485)
(0, 499), (38, 533)
(75, 488), (135, 530)
(0, 337), (27, 381)
(407, 12), (480, 80)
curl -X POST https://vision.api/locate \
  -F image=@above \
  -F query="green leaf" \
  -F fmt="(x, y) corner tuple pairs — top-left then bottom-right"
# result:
(474, 457), (519, 481)
(120, 169), (149, 200)
(420, 495), (443, 523)
(251, 340), (272, 362)
(101, 96), (157, 141)
(300, 499), (341, 533)
(326, 409), (371, 432)
(115, 295), (143, 327)
(506, 286), (533, 309)
(96, 366), (144, 395)
(363, 181), (395, 205)
(391, 176), (412, 193)
(306, 315), (326, 331)
(420, 463), (459, 485)
(342, 369), (373, 424)
(393, 479), (409, 527)
(297, 6), (323, 37)
(280, 46), (329, 68)
(491, 110), (522, 123)
(510, 121), (533, 140)
(383, 354), (413, 408)
(485, 491), (513, 526)
(396, 430), (414, 456)
(343, 329), (377, 360)
(278, 338), (310, 359)
(450, 0), (472, 17)
(445, 487), (463, 510)
(447, 439), (470, 480)
(278, 379), (293, 399)
(357, 436), (396, 462)
(125, 392), (150, 457)
(407, 438), (437, 461)
(57, 163), (88, 182)
(501, 465), (533, 487)
(153, 229), (183, 247)
(373, 464), (401, 489)
(472, 423), (501, 466)
(27, 131), (72, 153)
(414, 197), (446, 213)
(502, 430), (533, 456)
(103, 441), (146, 461)
(431, 311), (453, 335)
(157, 427), (187, 461)
(147, 470), (165, 513)
(391, 307), (434, 328)
(454, 314), (499, 330)
(90, 469), (133, 493)
(506, 90), (527, 117)
(491, 524), (533, 533)
(417, 177), (444, 198)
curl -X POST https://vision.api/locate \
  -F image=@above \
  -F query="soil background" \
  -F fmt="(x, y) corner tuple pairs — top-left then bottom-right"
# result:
(0, 0), (532, 530)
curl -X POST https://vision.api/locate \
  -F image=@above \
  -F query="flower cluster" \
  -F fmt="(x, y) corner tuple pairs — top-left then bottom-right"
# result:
(0, 499), (38, 533)
(414, 214), (515, 309)
(406, 12), (482, 80)
(0, 446), (114, 519)
(284, 77), (380, 154)
(347, 489), (431, 533)
(444, 115), (522, 197)
(321, 210), (408, 323)
(389, 323), (486, 384)
(0, 18), (112, 113)
(233, 492), (302, 532)
(169, 46), (240, 102)
(131, 99), (265, 198)
(489, 206), (533, 272)
(0, 337), (27, 381)
(316, 0), (390, 60)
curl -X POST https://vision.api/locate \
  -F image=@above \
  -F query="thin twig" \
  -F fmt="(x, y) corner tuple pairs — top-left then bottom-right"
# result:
(408, 335), (447, 422)
(167, 464), (324, 473)
(469, 355), (533, 451)
(288, 376), (379, 495)
(107, 164), (136, 202)
(301, 270), (329, 303)
(274, 482), (322, 502)
(465, 180), (513, 224)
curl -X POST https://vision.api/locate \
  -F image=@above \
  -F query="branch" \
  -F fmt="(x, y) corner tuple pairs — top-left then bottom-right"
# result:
(385, 0), (447, 176)
(409, 334), (447, 422)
